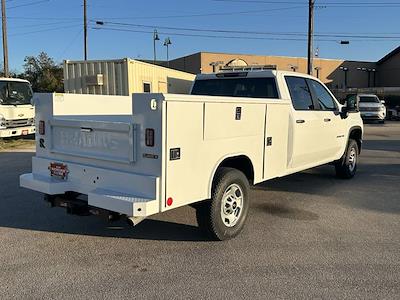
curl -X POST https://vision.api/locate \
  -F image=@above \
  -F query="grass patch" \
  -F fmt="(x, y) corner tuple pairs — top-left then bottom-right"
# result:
(0, 136), (35, 151)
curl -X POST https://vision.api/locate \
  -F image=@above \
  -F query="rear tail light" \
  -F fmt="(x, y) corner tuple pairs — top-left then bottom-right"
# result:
(145, 128), (155, 147)
(39, 120), (45, 135)
(167, 197), (173, 206)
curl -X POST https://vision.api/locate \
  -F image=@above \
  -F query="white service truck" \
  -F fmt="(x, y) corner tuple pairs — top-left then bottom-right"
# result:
(0, 78), (35, 137)
(20, 68), (363, 240)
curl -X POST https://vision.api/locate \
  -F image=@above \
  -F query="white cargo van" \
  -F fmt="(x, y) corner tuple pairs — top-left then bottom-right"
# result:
(0, 78), (35, 137)
(20, 68), (363, 240)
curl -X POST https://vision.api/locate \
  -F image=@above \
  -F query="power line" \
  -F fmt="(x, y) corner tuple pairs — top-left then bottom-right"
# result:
(57, 28), (83, 61)
(7, 16), (81, 20)
(93, 27), (325, 41)
(213, 0), (400, 7)
(93, 21), (400, 40)
(93, 26), (400, 43)
(92, 5), (304, 21)
(9, 20), (80, 29)
(8, 0), (50, 9)
(9, 24), (82, 36)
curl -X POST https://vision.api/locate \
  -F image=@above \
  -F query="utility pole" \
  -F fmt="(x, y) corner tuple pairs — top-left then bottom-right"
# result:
(307, 0), (315, 75)
(1, 0), (9, 77)
(83, 0), (87, 60)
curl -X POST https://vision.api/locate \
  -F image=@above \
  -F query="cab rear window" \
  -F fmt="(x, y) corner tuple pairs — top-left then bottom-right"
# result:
(191, 78), (279, 99)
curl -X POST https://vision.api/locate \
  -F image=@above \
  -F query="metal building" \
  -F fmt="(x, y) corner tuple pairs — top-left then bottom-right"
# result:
(63, 58), (195, 95)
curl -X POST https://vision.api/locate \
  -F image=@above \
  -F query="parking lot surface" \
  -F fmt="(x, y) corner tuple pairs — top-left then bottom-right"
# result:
(0, 122), (399, 299)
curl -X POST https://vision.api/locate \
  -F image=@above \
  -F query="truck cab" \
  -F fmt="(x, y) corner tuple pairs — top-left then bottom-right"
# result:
(0, 78), (35, 137)
(20, 68), (363, 240)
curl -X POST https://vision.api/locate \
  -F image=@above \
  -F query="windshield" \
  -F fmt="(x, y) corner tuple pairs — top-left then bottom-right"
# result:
(359, 96), (380, 103)
(191, 77), (279, 99)
(0, 81), (33, 105)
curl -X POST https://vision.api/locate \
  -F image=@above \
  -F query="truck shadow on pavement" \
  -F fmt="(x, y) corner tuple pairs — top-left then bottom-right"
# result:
(255, 160), (400, 215)
(0, 151), (210, 242)
(0, 197), (209, 242)
(1, 151), (399, 242)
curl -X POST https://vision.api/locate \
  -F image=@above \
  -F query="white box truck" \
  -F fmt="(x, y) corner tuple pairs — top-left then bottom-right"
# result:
(0, 78), (35, 137)
(20, 68), (363, 240)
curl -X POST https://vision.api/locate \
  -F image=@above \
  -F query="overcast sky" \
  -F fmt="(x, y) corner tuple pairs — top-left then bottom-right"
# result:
(3, 0), (400, 71)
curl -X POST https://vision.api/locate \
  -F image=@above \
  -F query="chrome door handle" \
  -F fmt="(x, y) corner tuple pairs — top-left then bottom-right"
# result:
(324, 118), (331, 122)
(296, 119), (305, 124)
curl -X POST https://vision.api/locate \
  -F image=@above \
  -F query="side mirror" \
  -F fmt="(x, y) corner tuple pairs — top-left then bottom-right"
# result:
(340, 94), (358, 119)
(340, 106), (349, 119)
(345, 95), (358, 111)
(381, 100), (385, 104)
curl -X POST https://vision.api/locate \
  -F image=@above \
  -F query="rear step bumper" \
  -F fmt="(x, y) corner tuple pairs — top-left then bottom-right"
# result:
(20, 157), (160, 217)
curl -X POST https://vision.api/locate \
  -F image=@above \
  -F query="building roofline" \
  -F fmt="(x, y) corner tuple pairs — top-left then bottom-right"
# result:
(182, 51), (374, 63)
(377, 46), (400, 65)
(64, 58), (195, 76)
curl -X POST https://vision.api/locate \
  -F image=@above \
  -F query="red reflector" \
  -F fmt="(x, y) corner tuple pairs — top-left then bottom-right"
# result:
(167, 197), (173, 206)
(145, 128), (155, 147)
(39, 120), (45, 135)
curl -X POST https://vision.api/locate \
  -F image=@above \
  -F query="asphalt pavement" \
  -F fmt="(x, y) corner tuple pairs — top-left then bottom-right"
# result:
(0, 122), (399, 299)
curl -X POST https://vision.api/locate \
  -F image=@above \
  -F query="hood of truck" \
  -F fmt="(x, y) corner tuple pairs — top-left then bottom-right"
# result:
(0, 104), (35, 120)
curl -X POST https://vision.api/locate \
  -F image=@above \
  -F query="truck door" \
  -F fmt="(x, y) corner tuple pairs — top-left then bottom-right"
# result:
(306, 78), (346, 160)
(285, 76), (330, 169)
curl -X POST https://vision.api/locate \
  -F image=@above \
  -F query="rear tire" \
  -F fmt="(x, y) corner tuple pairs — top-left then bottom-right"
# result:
(335, 139), (359, 179)
(195, 167), (250, 241)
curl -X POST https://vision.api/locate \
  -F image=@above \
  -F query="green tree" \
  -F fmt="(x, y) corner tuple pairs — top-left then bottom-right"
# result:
(22, 52), (63, 92)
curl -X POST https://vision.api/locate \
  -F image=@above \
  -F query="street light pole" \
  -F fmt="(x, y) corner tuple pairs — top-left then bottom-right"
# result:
(1, 0), (9, 77)
(163, 37), (172, 67)
(340, 66), (349, 89)
(307, 0), (315, 75)
(153, 29), (160, 64)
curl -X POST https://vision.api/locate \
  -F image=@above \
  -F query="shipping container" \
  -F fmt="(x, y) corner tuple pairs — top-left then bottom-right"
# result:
(63, 58), (195, 95)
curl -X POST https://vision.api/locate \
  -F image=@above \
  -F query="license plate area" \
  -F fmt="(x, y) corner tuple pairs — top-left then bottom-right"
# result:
(22, 130), (29, 135)
(49, 162), (69, 180)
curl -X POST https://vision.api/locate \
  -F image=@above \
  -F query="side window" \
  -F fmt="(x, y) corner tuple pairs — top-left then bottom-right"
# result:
(308, 79), (337, 111)
(143, 82), (151, 93)
(285, 76), (314, 110)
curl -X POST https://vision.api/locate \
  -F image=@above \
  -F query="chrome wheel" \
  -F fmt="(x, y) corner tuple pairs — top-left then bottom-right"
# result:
(348, 147), (357, 172)
(220, 183), (243, 227)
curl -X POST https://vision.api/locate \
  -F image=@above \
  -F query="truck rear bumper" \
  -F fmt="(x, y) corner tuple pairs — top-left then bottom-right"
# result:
(0, 125), (35, 137)
(20, 157), (160, 217)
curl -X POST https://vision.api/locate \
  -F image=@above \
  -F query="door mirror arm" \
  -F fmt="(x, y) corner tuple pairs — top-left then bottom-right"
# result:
(339, 107), (349, 119)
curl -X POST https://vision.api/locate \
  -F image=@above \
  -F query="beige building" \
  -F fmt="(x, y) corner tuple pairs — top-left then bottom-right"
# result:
(168, 47), (400, 91)
(63, 58), (195, 96)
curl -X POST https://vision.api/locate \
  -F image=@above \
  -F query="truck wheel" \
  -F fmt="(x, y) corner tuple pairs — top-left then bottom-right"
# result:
(196, 167), (250, 241)
(335, 139), (359, 179)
